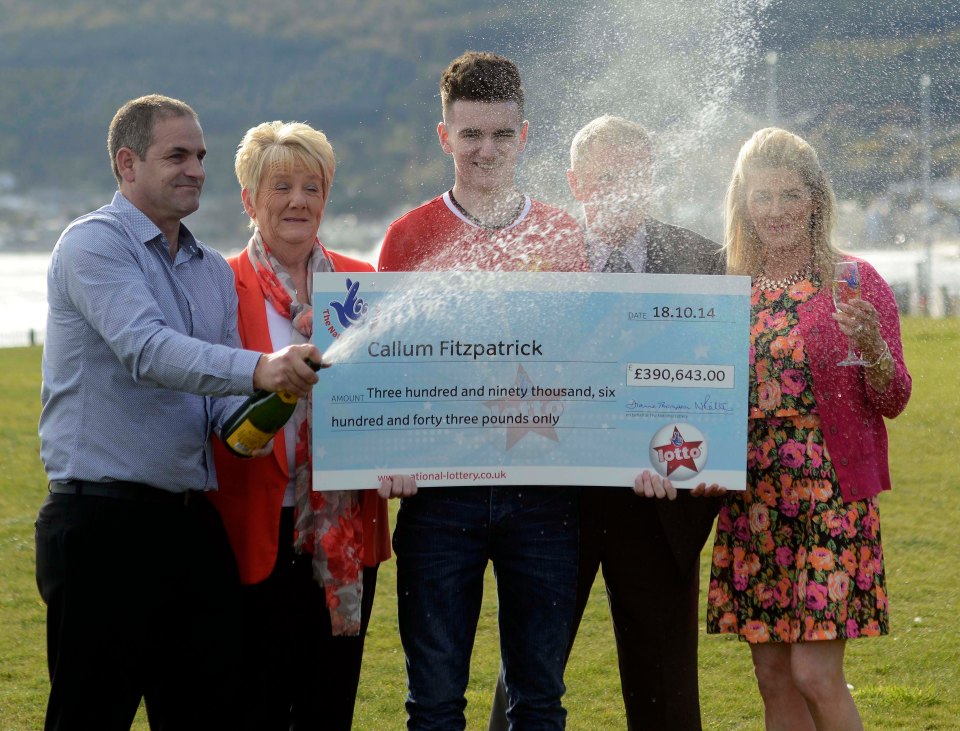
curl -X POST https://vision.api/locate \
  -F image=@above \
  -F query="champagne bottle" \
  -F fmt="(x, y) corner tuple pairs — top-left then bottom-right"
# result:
(221, 358), (324, 458)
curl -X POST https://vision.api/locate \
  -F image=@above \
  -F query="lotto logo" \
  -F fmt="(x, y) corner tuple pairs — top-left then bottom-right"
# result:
(648, 423), (708, 479)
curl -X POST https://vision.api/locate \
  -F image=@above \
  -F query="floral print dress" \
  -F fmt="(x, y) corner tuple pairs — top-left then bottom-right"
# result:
(706, 277), (888, 643)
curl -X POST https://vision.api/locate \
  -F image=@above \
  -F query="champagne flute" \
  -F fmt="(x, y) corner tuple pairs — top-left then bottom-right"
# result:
(832, 260), (869, 366)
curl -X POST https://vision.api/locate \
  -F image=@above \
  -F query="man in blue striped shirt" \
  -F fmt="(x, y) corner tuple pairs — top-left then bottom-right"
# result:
(36, 94), (321, 731)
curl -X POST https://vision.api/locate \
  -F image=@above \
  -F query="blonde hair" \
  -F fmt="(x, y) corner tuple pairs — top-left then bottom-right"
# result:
(569, 115), (653, 170)
(235, 121), (335, 220)
(723, 127), (840, 276)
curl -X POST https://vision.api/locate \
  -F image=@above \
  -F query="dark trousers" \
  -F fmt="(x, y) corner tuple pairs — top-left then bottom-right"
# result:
(35, 490), (243, 731)
(237, 507), (378, 731)
(576, 489), (703, 730)
(489, 489), (705, 731)
(395, 486), (579, 731)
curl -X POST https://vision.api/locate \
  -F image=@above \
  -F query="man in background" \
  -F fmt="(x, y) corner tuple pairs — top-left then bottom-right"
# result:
(488, 114), (724, 731)
(36, 94), (319, 730)
(566, 115), (723, 730)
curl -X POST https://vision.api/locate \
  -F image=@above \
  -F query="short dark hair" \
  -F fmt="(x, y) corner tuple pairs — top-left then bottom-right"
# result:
(440, 51), (524, 116)
(107, 94), (198, 183)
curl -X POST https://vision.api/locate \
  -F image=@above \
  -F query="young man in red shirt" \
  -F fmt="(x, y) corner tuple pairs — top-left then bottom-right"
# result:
(378, 54), (585, 275)
(378, 51), (586, 730)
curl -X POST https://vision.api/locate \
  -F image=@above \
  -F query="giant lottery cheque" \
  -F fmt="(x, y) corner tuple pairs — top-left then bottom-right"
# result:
(312, 271), (750, 491)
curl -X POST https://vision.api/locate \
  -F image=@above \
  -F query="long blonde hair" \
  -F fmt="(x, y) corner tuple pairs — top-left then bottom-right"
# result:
(723, 128), (840, 276)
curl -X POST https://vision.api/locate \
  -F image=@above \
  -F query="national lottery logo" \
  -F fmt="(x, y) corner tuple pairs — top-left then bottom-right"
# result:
(323, 278), (369, 339)
(648, 423), (708, 479)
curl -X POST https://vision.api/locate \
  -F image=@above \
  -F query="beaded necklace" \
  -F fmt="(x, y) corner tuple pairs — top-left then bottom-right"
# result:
(754, 264), (814, 290)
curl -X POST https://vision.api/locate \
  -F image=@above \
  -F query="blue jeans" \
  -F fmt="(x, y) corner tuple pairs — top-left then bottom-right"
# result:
(394, 485), (579, 731)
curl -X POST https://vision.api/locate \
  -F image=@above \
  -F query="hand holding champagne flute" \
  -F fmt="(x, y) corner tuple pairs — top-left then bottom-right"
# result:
(833, 260), (869, 366)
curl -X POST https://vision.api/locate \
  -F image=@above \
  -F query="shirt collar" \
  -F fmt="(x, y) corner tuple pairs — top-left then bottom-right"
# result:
(588, 221), (648, 273)
(111, 191), (202, 258)
(442, 190), (532, 231)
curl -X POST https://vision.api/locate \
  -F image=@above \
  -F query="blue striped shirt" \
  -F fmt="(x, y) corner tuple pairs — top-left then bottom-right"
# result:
(39, 192), (262, 493)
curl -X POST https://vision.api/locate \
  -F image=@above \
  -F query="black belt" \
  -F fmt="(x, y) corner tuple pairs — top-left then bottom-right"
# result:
(48, 480), (202, 506)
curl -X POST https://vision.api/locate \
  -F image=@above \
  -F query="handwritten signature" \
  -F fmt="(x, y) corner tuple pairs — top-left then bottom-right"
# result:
(625, 394), (732, 414)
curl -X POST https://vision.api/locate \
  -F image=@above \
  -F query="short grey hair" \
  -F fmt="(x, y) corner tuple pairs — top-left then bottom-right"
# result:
(569, 115), (653, 169)
(107, 95), (198, 184)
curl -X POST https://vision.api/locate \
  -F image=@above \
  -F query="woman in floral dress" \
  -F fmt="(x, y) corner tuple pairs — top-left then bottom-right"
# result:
(707, 128), (911, 731)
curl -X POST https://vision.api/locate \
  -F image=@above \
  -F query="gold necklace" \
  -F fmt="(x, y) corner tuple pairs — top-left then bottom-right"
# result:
(755, 264), (813, 290)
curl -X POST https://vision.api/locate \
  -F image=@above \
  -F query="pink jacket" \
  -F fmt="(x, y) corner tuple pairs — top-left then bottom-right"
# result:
(795, 258), (911, 502)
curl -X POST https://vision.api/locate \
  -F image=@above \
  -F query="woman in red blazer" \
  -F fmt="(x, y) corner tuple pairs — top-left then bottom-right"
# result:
(209, 121), (393, 731)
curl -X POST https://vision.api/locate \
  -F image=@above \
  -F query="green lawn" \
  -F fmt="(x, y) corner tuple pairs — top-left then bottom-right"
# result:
(2, 317), (958, 729)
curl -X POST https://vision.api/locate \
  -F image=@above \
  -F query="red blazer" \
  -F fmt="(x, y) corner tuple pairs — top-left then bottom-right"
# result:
(209, 246), (391, 586)
(797, 258), (911, 502)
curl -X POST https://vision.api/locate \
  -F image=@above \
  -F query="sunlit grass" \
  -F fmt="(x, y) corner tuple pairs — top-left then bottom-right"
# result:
(1, 317), (958, 729)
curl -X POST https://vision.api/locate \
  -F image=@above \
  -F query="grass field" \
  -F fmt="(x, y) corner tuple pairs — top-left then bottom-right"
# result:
(1, 317), (958, 729)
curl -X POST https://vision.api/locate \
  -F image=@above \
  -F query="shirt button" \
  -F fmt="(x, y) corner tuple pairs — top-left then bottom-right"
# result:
(830, 426), (837, 434)
(840, 457), (849, 466)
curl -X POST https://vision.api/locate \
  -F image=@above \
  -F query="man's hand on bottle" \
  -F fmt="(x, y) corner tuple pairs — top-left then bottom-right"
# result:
(249, 439), (275, 459)
(253, 344), (322, 398)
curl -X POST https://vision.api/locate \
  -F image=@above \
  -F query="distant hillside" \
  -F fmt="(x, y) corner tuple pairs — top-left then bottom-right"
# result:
(0, 1), (548, 209)
(1, 0), (958, 236)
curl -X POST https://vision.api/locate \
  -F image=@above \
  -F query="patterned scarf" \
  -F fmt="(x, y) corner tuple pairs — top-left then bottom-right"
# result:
(246, 230), (365, 636)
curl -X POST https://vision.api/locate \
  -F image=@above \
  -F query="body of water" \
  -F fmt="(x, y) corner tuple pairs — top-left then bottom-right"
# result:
(2, 243), (958, 347)
(0, 241), (381, 347)
(0, 252), (50, 346)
